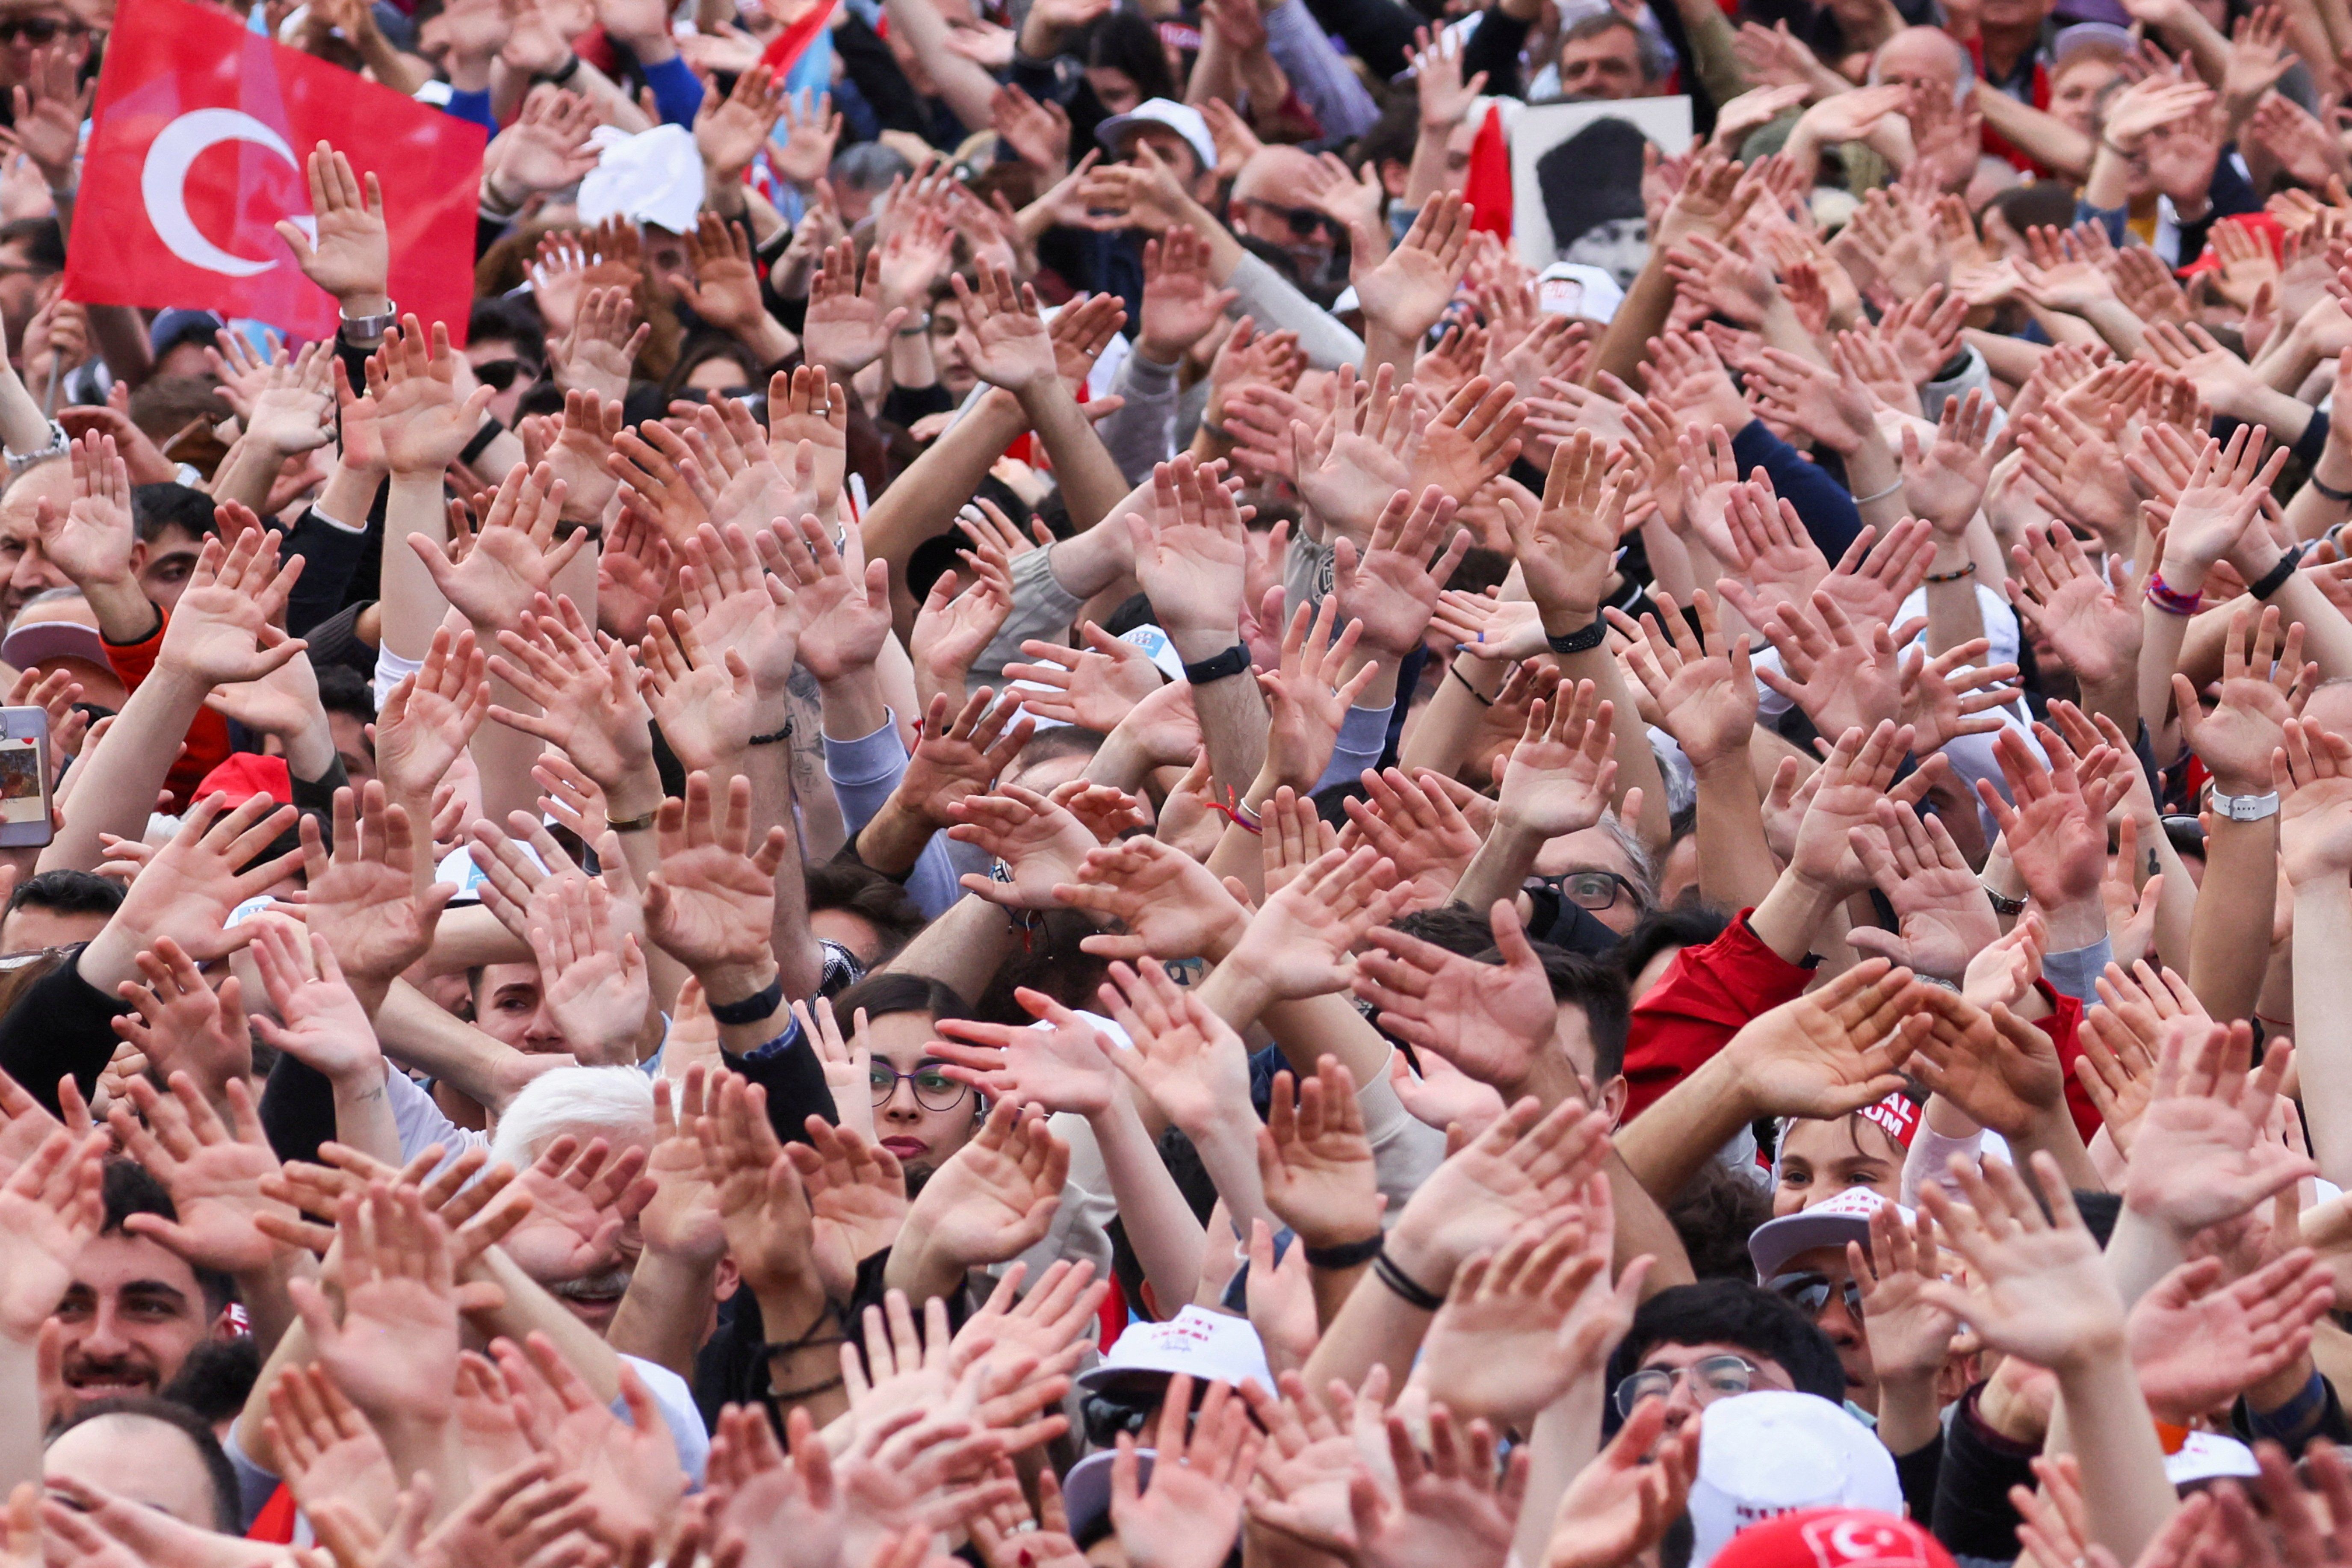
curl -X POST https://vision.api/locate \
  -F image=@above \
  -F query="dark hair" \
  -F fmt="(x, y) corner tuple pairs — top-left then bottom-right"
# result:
(1982, 183), (2078, 240)
(1668, 1161), (1775, 1282)
(6, 868), (123, 920)
(1389, 905), (1496, 957)
(125, 377), (231, 446)
(1013, 726), (1107, 775)
(157, 1335), (260, 1426)
(313, 663), (377, 726)
(0, 217), (63, 272)
(468, 296), (549, 369)
(1614, 907), (1729, 991)
(804, 860), (926, 962)
(50, 1397), (242, 1532)
(129, 483), (217, 546)
(1088, 11), (1179, 107)
(830, 972), (971, 1028)
(1603, 1280), (1847, 1431)
(102, 1160), (234, 1315)
(1525, 943), (1628, 1083)
(661, 329), (762, 400)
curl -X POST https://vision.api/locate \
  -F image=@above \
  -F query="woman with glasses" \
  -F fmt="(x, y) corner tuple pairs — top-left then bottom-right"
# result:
(827, 971), (988, 1190)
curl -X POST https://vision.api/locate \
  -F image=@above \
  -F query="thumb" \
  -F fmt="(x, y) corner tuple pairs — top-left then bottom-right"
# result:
(273, 220), (316, 266)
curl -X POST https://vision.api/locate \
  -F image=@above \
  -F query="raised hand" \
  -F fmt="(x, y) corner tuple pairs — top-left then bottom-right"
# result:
(2124, 1016), (2312, 1239)
(1355, 191), (1474, 343)
(639, 612), (759, 775)
(2175, 602), (2310, 796)
(287, 1182), (462, 1429)
(1850, 1202), (1959, 1391)
(109, 1072), (290, 1276)
(1355, 898), (1562, 1095)
(1847, 799), (1999, 981)
(950, 259), (1058, 394)
(110, 936), (251, 1097)
(893, 688), (1033, 830)
(411, 463), (587, 630)
(900, 1098), (1069, 1270)
(1006, 624), (1169, 733)
(643, 772), (791, 1002)
(276, 142), (389, 316)
(1097, 957), (1256, 1136)
(1255, 1056), (1383, 1251)
(1332, 484), (1473, 661)
(372, 316), (496, 474)
(100, 792), (302, 965)
(1611, 589), (1752, 768)
(488, 595), (654, 792)
(1123, 455), (1249, 659)
(1225, 843), (1410, 1002)
(1912, 1153), (2126, 1375)
(2280, 716), (2352, 888)
(374, 624), (490, 810)
(1052, 835), (1252, 964)
(1720, 957), (1930, 1119)
(1903, 987), (2066, 1139)
(947, 785), (1099, 910)
(783, 1119), (910, 1310)
(1979, 726), (2118, 916)
(1751, 589), (1907, 741)
(932, 989), (1119, 1117)
(0, 1125), (105, 1343)
(154, 527), (308, 687)
(1413, 1217), (1635, 1428)
(1110, 1375), (1262, 1568)
(532, 875), (650, 1067)
(1499, 428), (1629, 634)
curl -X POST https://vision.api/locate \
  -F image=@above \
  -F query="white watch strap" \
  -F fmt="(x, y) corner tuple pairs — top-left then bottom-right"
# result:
(2210, 789), (2281, 822)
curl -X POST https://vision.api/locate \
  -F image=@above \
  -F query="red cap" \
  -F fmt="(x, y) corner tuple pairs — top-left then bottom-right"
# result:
(1711, 1511), (1956, 1568)
(195, 752), (292, 808)
(1712, 1504), (1947, 1568)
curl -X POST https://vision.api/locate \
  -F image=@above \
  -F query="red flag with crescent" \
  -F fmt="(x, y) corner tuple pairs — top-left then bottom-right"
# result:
(62, 0), (484, 339)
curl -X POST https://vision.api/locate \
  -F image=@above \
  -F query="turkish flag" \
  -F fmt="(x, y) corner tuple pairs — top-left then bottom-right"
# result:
(62, 0), (485, 340)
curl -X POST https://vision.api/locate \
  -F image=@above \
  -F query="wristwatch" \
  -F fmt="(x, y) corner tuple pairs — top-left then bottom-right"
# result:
(340, 299), (397, 342)
(2209, 788), (2281, 823)
(1982, 883), (2027, 918)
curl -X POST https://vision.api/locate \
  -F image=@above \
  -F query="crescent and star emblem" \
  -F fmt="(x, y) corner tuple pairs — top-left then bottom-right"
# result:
(137, 107), (316, 277)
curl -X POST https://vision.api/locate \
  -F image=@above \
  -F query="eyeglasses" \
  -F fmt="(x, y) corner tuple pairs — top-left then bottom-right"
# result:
(1534, 869), (1640, 912)
(1612, 1353), (1759, 1418)
(471, 357), (541, 392)
(1768, 1270), (1866, 1321)
(0, 18), (83, 43)
(1239, 197), (1337, 242)
(869, 1062), (967, 1112)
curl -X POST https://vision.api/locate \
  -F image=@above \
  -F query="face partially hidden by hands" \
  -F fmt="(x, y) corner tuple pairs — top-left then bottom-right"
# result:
(1772, 1113), (1906, 1218)
(868, 1008), (984, 1186)
(0, 460), (76, 627)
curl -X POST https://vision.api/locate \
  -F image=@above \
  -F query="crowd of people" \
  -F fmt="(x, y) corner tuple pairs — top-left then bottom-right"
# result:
(0, 0), (2351, 1558)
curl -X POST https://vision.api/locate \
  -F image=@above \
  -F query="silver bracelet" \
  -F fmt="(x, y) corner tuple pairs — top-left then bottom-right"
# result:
(5, 418), (67, 475)
(1852, 477), (1903, 505)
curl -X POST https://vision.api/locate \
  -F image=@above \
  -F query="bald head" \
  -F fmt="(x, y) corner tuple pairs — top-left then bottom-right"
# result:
(1229, 145), (1340, 275)
(1874, 27), (1971, 97)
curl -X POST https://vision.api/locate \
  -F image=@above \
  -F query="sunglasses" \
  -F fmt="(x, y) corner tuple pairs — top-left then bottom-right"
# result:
(0, 18), (80, 43)
(471, 357), (541, 392)
(1239, 196), (1337, 242)
(1768, 1270), (1866, 1321)
(869, 1062), (967, 1112)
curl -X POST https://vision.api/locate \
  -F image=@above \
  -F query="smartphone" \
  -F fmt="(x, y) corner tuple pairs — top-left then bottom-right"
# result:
(0, 708), (53, 847)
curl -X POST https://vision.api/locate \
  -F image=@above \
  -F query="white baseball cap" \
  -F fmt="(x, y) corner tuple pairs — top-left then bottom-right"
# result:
(1073, 1305), (1272, 1395)
(1748, 1187), (1911, 1282)
(1095, 98), (1217, 175)
(1687, 1392), (1904, 1568)
(2165, 1431), (2260, 1488)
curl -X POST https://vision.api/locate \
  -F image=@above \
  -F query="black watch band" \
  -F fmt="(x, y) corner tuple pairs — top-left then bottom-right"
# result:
(1182, 644), (1250, 685)
(1302, 1234), (1383, 1270)
(708, 976), (785, 1025)
(2251, 543), (2306, 601)
(1547, 621), (1607, 656)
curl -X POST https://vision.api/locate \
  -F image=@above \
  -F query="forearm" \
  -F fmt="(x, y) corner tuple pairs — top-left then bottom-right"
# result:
(607, 1250), (718, 1381)
(1088, 1092), (1205, 1308)
(471, 674), (547, 833)
(468, 1245), (622, 1401)
(2138, 600), (2193, 760)
(382, 474), (455, 660)
(374, 1416), (469, 1528)
(1017, 378), (1129, 532)
(1612, 1048), (1760, 1202)
(753, 1274), (851, 1429)
(1693, 749), (1780, 912)
(1976, 89), (2094, 179)
(1451, 816), (1541, 919)
(1585, 248), (1678, 390)
(0, 1337), (38, 1491)
(862, 389), (1028, 604)
(38, 663), (204, 874)
(328, 1055), (405, 1170)
(0, 360), (52, 455)
(1553, 647), (1668, 849)
(373, 982), (539, 1114)
(737, 738), (823, 1003)
(1262, 991), (1395, 1098)
(1185, 665), (1271, 806)
(2294, 880), (2352, 1183)
(1398, 651), (1505, 776)
(882, 892), (1020, 1002)
(2053, 1348), (2178, 1562)
(2186, 816), (2278, 1022)
(1510, 1378), (1608, 1568)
